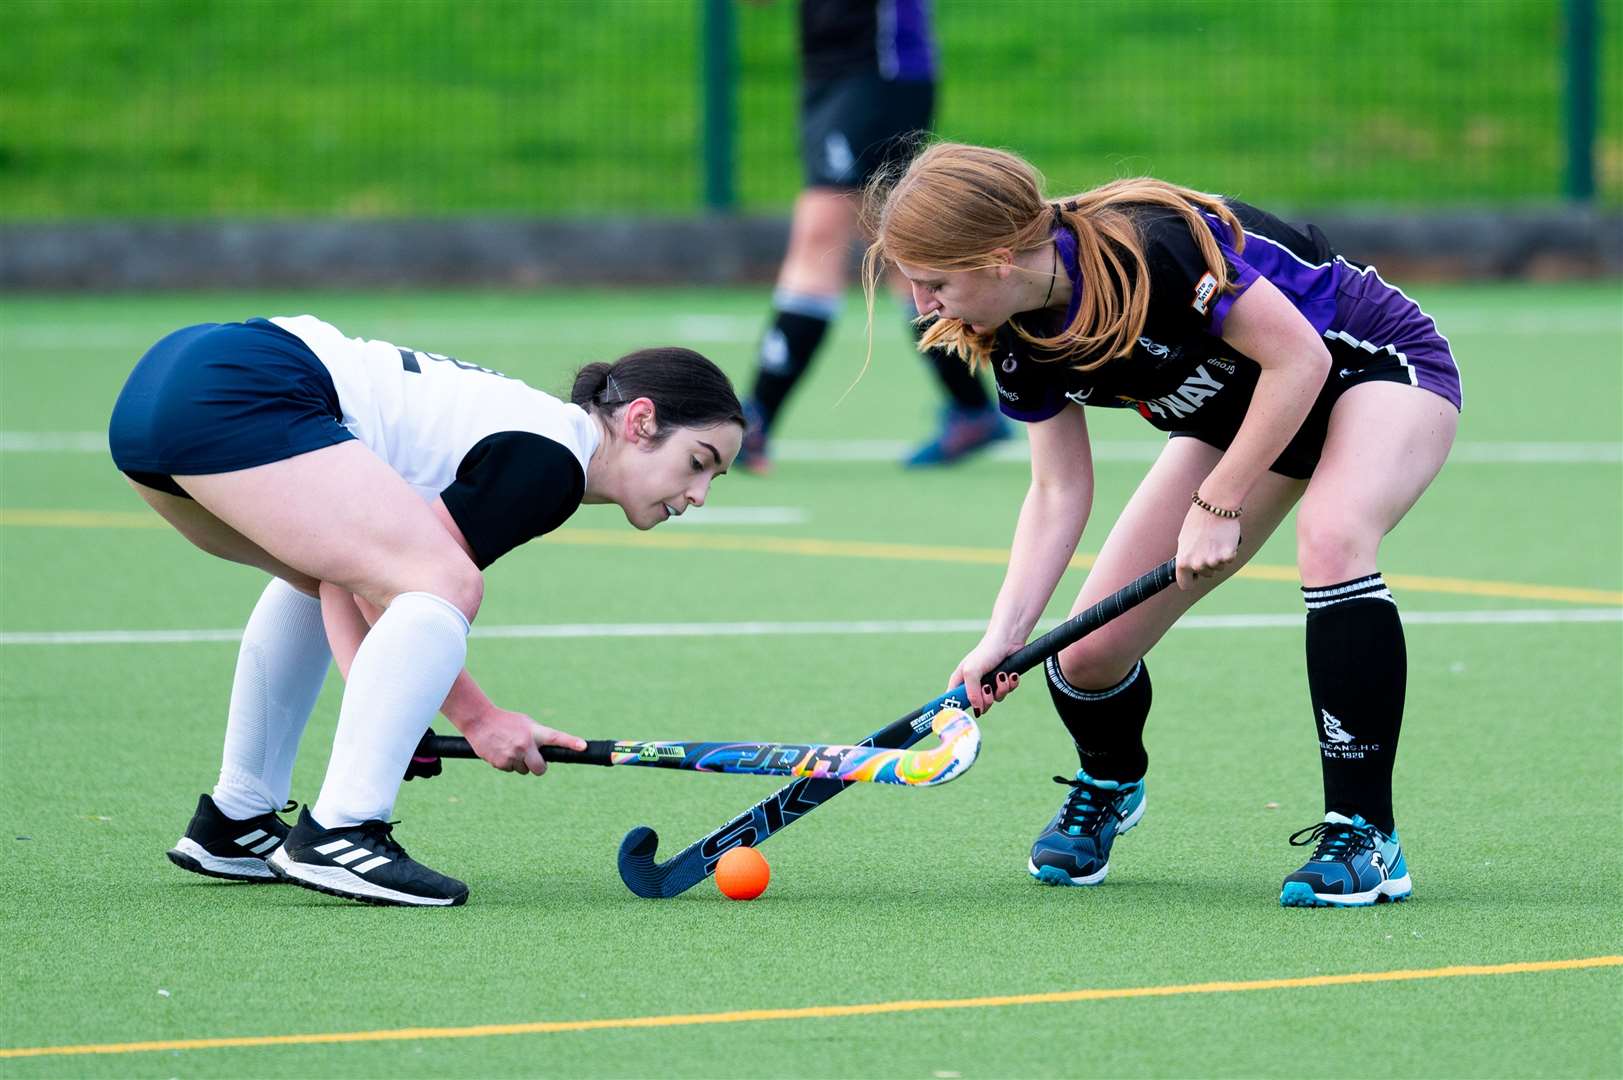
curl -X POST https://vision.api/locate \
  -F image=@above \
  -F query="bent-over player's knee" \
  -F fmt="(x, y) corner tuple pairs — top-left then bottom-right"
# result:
(433, 564), (484, 625)
(377, 562), (483, 625)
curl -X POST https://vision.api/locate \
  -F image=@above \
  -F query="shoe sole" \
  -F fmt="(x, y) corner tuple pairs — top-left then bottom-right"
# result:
(1279, 874), (1413, 907)
(1029, 859), (1109, 886)
(167, 838), (281, 883)
(1027, 793), (1146, 886)
(267, 847), (467, 908)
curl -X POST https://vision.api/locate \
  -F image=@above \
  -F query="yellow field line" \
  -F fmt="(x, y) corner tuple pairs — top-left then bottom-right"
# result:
(2, 508), (171, 530)
(6, 510), (1622, 606)
(3, 955), (1617, 1060)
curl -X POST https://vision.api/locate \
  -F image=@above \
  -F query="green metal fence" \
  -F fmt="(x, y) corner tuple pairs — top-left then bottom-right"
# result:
(1, 0), (1614, 219)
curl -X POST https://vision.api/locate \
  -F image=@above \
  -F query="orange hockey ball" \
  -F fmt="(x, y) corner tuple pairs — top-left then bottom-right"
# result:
(715, 846), (770, 900)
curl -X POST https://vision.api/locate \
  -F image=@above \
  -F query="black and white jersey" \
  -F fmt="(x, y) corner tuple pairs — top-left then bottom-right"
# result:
(271, 315), (598, 569)
(989, 200), (1455, 440)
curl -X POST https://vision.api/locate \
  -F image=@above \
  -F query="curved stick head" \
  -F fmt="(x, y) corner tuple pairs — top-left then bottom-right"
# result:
(917, 708), (981, 786)
(617, 826), (667, 898)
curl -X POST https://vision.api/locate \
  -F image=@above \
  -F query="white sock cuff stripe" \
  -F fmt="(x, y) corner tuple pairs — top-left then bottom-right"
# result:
(1302, 573), (1384, 596)
(391, 591), (472, 635)
(1302, 574), (1396, 610)
(1045, 657), (1143, 701)
(771, 289), (842, 321)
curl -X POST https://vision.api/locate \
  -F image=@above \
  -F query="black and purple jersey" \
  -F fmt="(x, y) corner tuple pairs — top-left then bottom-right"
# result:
(801, 0), (935, 83)
(990, 200), (1461, 478)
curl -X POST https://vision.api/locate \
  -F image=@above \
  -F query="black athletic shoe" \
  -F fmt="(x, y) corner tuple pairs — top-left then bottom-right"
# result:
(166, 793), (293, 883)
(267, 808), (468, 907)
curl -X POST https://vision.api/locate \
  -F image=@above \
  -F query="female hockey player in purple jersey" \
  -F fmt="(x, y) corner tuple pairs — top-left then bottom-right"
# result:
(109, 316), (744, 906)
(863, 143), (1461, 907)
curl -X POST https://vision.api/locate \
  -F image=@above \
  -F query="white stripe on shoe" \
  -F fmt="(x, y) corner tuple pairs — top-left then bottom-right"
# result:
(267, 847), (457, 907)
(249, 836), (281, 855)
(168, 837), (279, 880)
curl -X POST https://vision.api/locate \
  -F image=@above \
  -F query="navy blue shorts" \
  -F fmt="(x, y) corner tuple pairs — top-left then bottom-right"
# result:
(108, 318), (354, 498)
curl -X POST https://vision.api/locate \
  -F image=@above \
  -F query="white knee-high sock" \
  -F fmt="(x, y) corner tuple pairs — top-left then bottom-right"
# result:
(311, 591), (469, 829)
(212, 579), (331, 820)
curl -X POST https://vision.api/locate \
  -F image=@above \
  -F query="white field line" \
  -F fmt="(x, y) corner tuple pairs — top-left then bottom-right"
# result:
(5, 431), (1620, 464)
(2, 608), (1617, 647)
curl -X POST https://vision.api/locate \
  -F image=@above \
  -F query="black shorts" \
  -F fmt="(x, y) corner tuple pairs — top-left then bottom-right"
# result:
(799, 74), (934, 189)
(1171, 348), (1422, 480)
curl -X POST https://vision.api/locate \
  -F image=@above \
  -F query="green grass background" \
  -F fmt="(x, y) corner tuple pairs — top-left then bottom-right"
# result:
(0, 283), (1620, 1076)
(2, 0), (1619, 216)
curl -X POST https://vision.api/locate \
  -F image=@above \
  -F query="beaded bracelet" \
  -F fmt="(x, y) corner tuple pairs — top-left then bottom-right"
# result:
(1190, 491), (1243, 519)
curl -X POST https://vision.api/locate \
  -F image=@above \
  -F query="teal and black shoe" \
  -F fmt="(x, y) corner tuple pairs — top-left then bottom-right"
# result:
(1028, 769), (1145, 886)
(1280, 812), (1412, 907)
(903, 405), (1010, 468)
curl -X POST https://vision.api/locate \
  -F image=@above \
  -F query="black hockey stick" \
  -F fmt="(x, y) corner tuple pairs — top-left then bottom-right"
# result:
(617, 558), (1178, 898)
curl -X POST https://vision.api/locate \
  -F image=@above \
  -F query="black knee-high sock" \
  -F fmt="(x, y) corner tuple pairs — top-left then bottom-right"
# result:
(910, 322), (990, 411)
(1045, 658), (1151, 782)
(1303, 574), (1406, 834)
(751, 297), (836, 431)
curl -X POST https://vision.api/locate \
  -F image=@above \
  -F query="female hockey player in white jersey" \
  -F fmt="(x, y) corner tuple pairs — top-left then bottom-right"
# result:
(109, 315), (745, 906)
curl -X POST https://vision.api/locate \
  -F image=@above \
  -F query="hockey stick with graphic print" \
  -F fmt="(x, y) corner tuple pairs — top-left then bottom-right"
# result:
(408, 708), (980, 787)
(616, 558), (1178, 898)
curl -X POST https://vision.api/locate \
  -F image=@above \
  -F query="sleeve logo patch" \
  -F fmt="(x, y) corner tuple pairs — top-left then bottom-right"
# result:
(1192, 272), (1219, 315)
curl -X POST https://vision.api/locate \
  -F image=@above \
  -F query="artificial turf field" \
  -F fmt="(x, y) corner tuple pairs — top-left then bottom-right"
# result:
(1, 283), (1619, 1077)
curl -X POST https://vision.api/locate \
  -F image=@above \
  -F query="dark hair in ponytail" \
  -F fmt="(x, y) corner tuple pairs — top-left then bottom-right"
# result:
(570, 347), (744, 443)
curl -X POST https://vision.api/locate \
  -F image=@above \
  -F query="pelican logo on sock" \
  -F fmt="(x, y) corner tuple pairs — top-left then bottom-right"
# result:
(760, 329), (790, 374)
(1319, 709), (1379, 760)
(823, 132), (855, 180)
(1321, 709), (1355, 744)
(314, 838), (393, 875)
